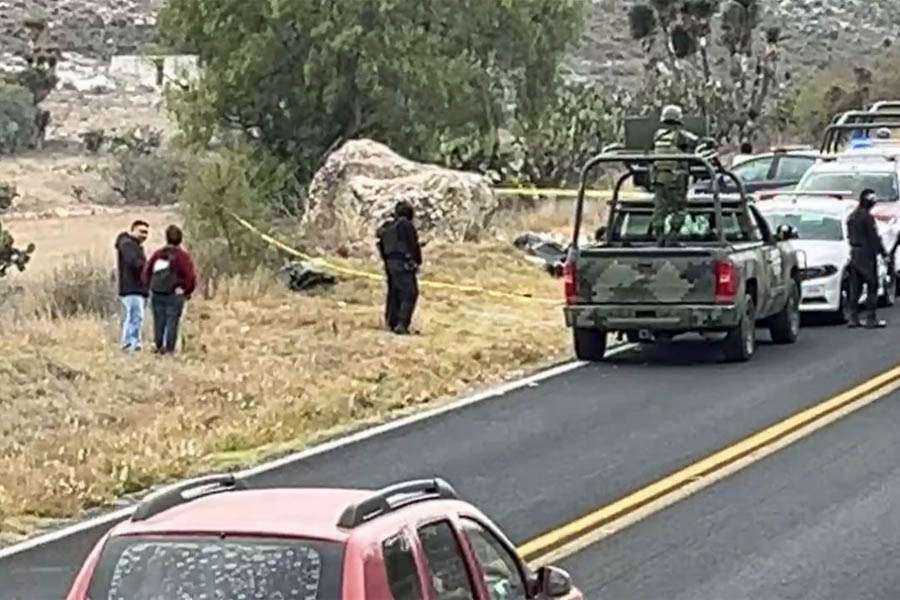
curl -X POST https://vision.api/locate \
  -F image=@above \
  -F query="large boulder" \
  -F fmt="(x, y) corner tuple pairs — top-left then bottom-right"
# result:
(304, 139), (499, 244)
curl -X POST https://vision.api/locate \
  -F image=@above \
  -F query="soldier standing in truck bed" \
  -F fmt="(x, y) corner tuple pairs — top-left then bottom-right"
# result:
(651, 104), (700, 246)
(376, 201), (422, 335)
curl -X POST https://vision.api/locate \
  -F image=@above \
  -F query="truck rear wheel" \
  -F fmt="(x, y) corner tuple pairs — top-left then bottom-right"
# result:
(573, 327), (607, 361)
(723, 295), (756, 362)
(769, 283), (800, 344)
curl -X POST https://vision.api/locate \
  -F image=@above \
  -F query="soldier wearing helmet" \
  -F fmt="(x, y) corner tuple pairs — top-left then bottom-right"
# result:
(651, 104), (700, 245)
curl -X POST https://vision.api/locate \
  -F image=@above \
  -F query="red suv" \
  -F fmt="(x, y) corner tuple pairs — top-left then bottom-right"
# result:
(67, 474), (582, 600)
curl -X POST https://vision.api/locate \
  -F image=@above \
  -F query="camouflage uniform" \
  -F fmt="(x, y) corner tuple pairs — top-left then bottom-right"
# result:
(651, 106), (699, 245)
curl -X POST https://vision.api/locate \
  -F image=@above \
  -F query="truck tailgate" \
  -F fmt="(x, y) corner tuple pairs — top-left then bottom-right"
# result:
(573, 248), (718, 304)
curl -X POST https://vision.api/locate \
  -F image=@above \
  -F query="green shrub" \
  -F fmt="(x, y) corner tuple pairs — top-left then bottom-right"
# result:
(0, 83), (37, 154)
(180, 144), (289, 279)
(102, 128), (187, 206)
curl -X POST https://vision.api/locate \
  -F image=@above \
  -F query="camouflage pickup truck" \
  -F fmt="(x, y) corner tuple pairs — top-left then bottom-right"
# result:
(563, 151), (802, 362)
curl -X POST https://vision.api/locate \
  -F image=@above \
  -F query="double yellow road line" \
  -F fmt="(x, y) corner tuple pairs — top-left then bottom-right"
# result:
(518, 362), (900, 566)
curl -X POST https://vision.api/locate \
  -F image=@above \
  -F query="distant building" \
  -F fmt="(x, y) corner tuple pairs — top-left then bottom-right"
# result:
(109, 55), (199, 89)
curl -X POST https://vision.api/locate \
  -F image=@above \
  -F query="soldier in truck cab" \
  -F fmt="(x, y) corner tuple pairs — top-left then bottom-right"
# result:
(651, 104), (700, 246)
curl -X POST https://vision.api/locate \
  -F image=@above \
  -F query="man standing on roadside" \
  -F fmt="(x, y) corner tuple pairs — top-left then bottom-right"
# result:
(376, 201), (422, 335)
(142, 225), (197, 354)
(847, 188), (888, 329)
(115, 220), (149, 352)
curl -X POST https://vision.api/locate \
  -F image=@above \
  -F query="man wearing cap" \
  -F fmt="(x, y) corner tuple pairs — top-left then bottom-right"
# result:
(846, 188), (888, 328)
(651, 104), (700, 245)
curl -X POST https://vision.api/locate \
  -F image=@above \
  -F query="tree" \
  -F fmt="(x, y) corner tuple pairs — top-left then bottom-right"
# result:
(160, 0), (587, 190)
(627, 0), (791, 144)
(0, 184), (35, 277)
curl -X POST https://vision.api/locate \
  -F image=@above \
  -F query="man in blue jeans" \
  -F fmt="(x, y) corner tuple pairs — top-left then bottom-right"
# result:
(142, 225), (197, 354)
(115, 220), (149, 352)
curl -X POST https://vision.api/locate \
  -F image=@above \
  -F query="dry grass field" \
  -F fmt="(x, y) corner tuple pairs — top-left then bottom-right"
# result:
(0, 199), (605, 544)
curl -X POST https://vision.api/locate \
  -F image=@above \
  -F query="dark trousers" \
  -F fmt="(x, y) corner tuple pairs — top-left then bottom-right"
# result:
(848, 255), (878, 323)
(151, 294), (185, 352)
(384, 265), (419, 332)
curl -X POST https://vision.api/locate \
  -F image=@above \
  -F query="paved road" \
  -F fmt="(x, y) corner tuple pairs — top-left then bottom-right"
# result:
(562, 381), (900, 600)
(3, 311), (900, 598)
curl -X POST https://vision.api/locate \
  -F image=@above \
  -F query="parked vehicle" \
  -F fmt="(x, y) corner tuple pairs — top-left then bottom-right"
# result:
(757, 197), (896, 321)
(691, 147), (820, 201)
(563, 151), (802, 363)
(66, 475), (581, 600)
(791, 157), (900, 262)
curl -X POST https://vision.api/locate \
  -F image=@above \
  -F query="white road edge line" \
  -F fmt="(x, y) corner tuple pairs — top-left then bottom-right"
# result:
(527, 374), (900, 568)
(0, 343), (634, 559)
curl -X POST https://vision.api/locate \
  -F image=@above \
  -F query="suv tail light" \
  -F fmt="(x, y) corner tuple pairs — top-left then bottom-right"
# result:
(714, 259), (737, 304)
(563, 260), (576, 304)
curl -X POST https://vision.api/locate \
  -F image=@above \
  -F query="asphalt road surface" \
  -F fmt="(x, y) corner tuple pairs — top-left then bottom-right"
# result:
(4, 309), (900, 599)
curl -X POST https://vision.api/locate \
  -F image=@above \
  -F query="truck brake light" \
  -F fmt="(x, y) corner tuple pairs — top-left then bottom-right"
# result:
(714, 259), (737, 304)
(563, 260), (576, 304)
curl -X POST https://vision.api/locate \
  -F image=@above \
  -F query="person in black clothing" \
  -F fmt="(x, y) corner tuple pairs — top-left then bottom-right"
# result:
(115, 219), (149, 351)
(376, 201), (422, 335)
(846, 188), (888, 328)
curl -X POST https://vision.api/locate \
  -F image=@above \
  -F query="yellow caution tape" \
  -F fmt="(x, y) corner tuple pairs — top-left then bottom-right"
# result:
(493, 187), (647, 199)
(226, 210), (561, 305)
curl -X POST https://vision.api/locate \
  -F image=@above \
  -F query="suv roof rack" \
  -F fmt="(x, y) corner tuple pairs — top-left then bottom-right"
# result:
(338, 478), (458, 528)
(132, 473), (247, 522)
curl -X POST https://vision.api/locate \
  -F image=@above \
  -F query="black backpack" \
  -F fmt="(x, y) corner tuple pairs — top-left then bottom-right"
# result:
(150, 249), (178, 295)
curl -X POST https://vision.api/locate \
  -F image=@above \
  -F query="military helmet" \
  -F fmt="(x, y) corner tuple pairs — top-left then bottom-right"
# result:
(661, 104), (684, 125)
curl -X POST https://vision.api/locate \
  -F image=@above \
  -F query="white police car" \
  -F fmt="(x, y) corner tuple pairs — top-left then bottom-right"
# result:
(757, 196), (896, 321)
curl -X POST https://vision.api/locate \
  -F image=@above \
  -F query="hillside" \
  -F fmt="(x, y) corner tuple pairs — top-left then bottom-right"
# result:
(3, 0), (898, 84)
(570, 0), (900, 83)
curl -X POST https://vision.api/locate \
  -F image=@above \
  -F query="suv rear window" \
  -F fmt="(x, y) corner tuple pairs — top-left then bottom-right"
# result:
(86, 535), (344, 599)
(610, 208), (756, 243)
(798, 172), (899, 200)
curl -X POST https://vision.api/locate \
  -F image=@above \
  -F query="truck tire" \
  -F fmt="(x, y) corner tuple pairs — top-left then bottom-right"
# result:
(573, 327), (607, 361)
(723, 295), (756, 362)
(769, 283), (801, 344)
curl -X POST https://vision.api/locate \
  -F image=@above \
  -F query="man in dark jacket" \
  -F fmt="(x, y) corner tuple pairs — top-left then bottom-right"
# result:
(142, 225), (197, 354)
(847, 188), (888, 328)
(115, 220), (149, 351)
(376, 201), (422, 335)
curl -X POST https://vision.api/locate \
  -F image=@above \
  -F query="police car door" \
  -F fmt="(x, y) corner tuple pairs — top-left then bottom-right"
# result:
(750, 205), (785, 312)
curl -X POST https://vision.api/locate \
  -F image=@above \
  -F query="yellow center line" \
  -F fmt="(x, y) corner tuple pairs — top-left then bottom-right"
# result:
(516, 362), (900, 562)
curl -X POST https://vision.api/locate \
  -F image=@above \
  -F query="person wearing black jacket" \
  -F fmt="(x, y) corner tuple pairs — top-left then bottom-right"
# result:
(376, 201), (422, 335)
(115, 220), (150, 351)
(847, 189), (888, 328)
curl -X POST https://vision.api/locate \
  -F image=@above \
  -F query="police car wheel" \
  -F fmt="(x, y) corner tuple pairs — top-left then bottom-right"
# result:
(834, 278), (851, 324)
(880, 273), (896, 307)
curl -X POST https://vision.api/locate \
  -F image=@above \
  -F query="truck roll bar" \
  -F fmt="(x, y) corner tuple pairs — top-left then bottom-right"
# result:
(869, 101), (900, 112)
(574, 152), (738, 247)
(821, 121), (900, 154)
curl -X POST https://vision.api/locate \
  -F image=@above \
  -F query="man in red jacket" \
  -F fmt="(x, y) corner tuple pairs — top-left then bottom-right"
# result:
(142, 225), (197, 354)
